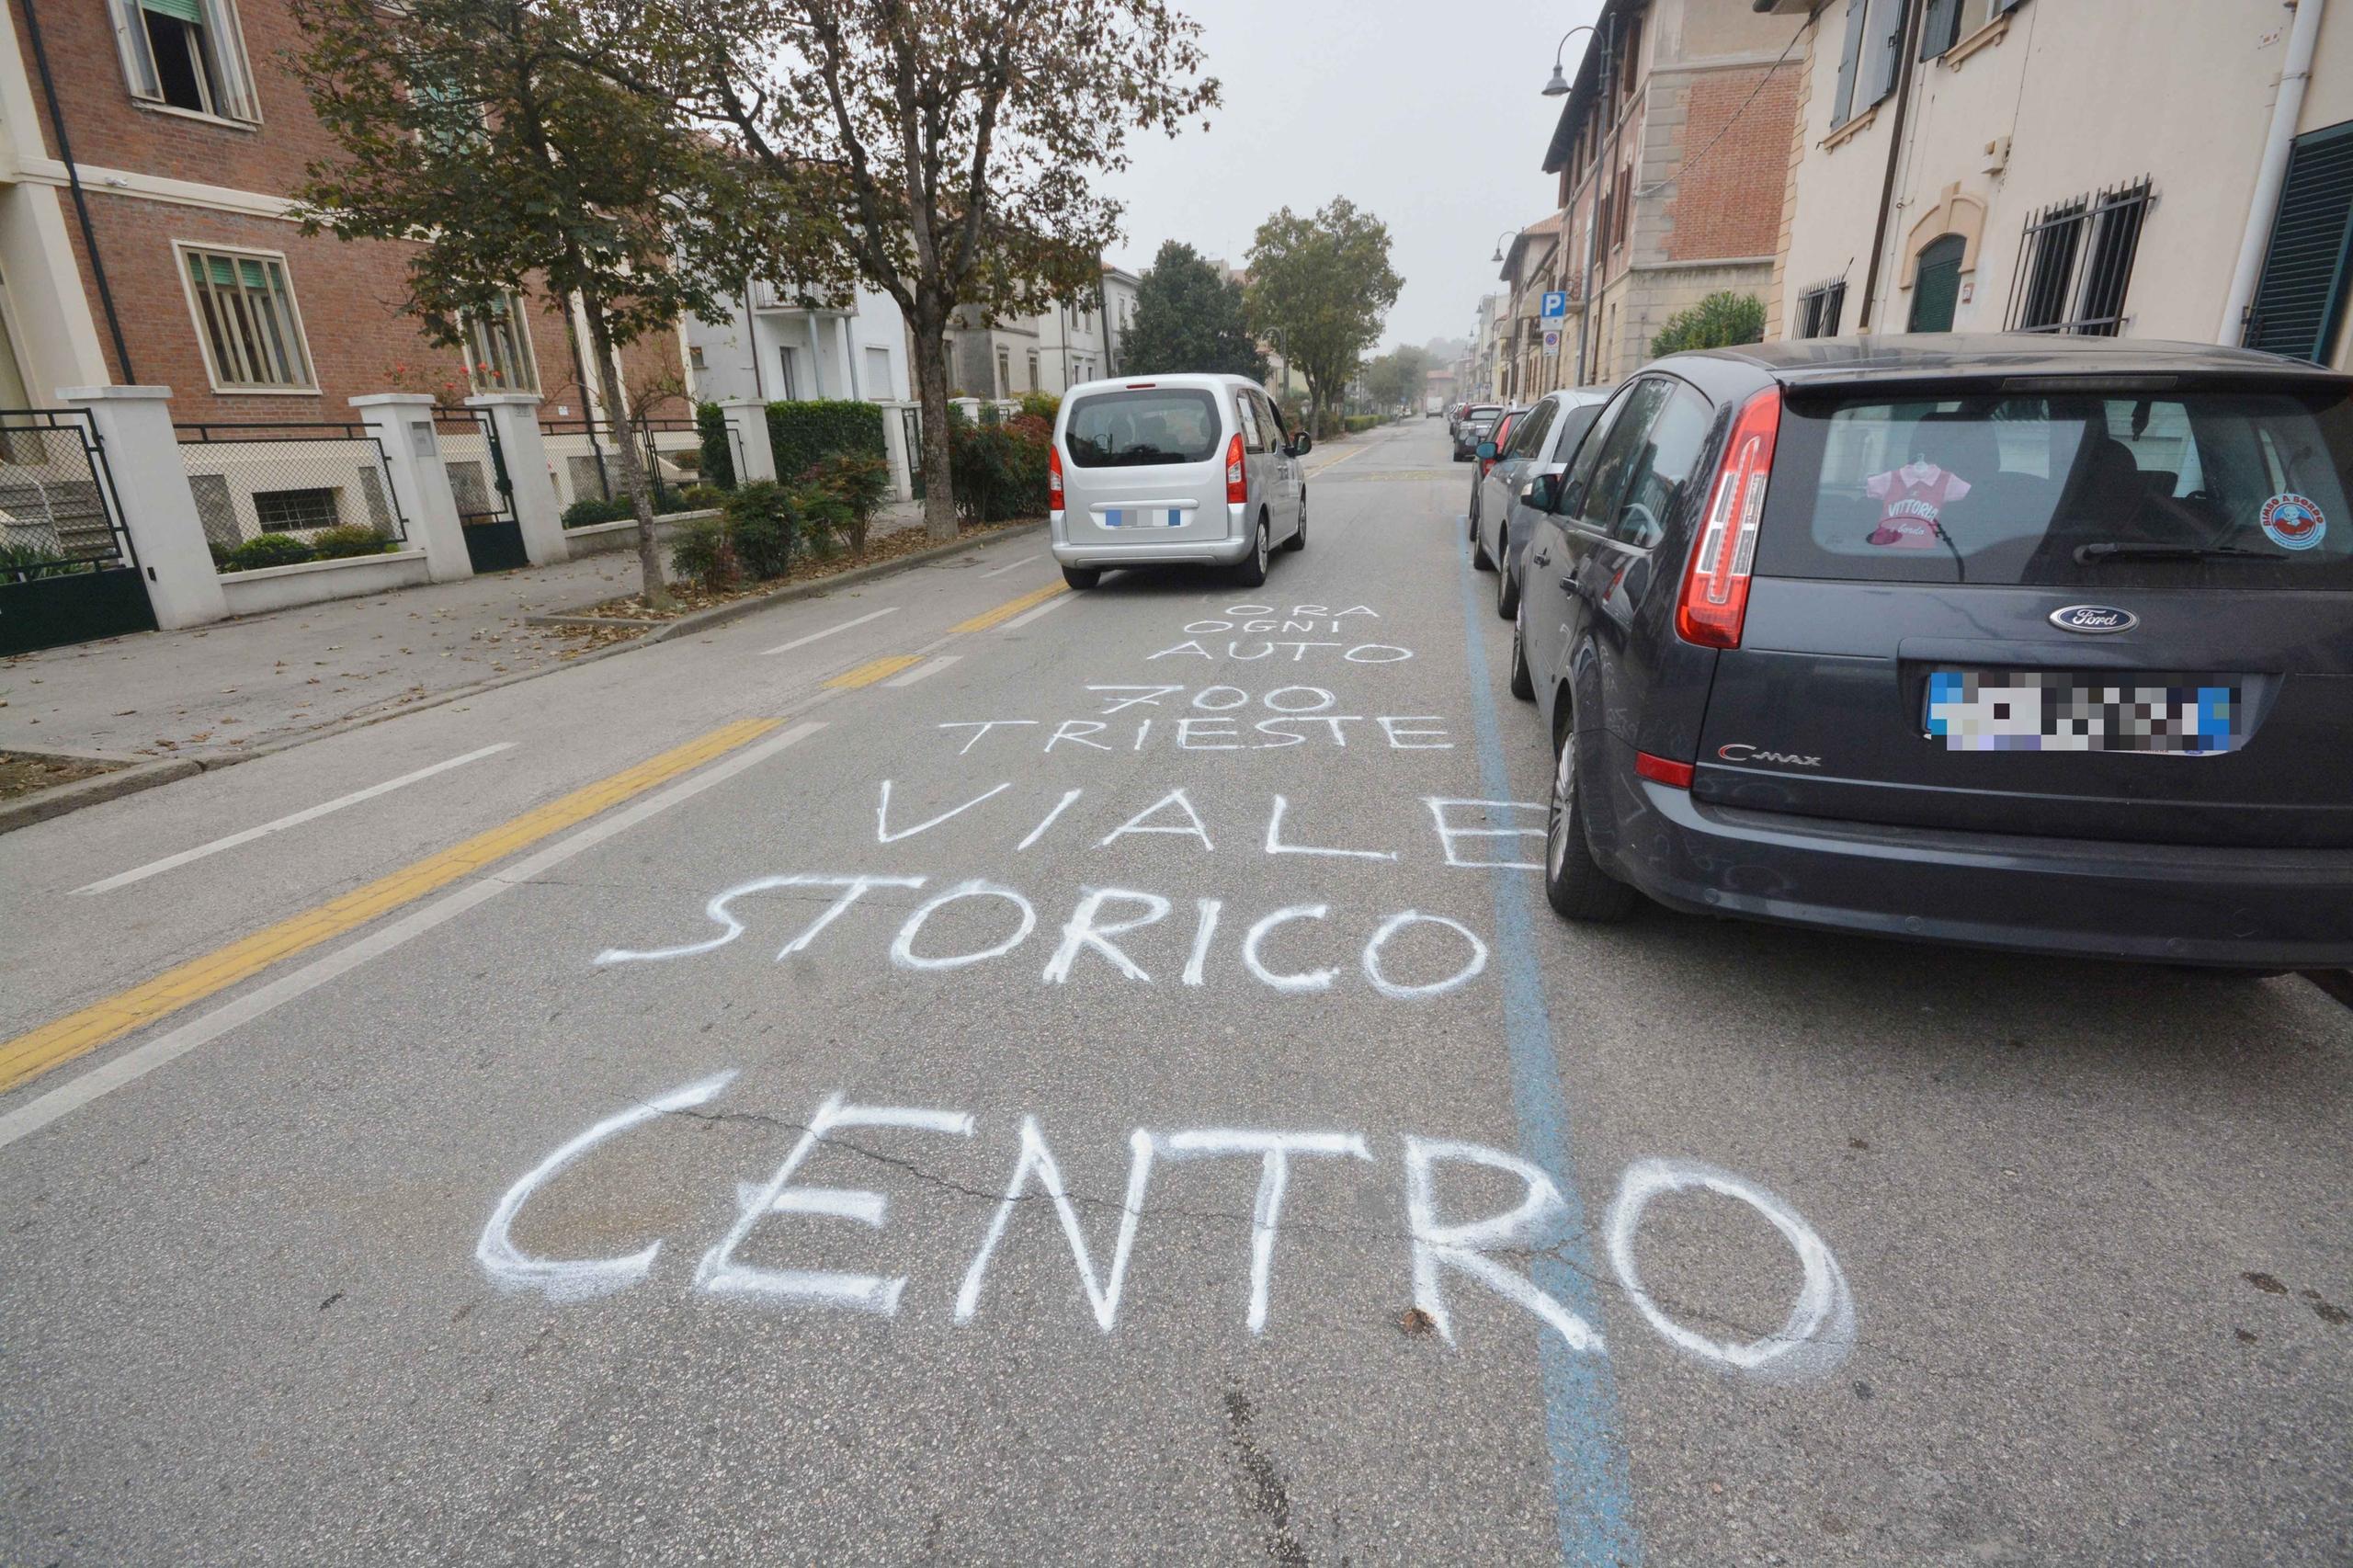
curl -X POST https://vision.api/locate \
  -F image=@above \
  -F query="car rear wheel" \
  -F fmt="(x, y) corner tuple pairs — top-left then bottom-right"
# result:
(1544, 713), (1638, 923)
(1233, 517), (1269, 587)
(1062, 565), (1100, 590)
(1508, 599), (1535, 701)
(1282, 496), (1306, 551)
(1471, 518), (1494, 572)
(1495, 532), (1519, 619)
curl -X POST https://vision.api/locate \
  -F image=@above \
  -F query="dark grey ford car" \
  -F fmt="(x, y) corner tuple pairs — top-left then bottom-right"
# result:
(1511, 335), (2353, 968)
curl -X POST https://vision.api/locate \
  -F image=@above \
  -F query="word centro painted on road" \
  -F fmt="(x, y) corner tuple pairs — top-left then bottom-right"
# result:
(476, 1076), (1858, 1383)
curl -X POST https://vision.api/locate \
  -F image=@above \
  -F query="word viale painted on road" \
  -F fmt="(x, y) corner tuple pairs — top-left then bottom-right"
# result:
(477, 1077), (1857, 1382)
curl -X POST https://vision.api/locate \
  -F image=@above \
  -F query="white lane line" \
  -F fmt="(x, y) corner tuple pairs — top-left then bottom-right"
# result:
(999, 594), (1073, 632)
(883, 654), (961, 687)
(979, 554), (1038, 579)
(0, 722), (826, 1151)
(757, 607), (898, 656)
(71, 744), (517, 896)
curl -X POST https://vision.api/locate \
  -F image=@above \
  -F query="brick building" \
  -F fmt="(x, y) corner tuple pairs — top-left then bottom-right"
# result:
(1537, 0), (1802, 386)
(0, 0), (685, 422)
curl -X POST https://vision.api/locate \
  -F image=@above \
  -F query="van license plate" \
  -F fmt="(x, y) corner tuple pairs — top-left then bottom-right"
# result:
(1100, 508), (1186, 528)
(1925, 671), (2244, 755)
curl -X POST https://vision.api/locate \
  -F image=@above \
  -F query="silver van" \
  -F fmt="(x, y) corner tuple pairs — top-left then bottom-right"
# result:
(1050, 373), (1311, 589)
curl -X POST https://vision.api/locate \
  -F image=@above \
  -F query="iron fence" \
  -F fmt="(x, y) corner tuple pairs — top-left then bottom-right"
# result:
(2005, 178), (2155, 337)
(539, 417), (704, 513)
(0, 410), (133, 577)
(175, 422), (407, 560)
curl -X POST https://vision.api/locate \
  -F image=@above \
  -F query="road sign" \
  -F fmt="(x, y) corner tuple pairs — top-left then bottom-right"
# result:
(1540, 290), (1569, 319)
(1542, 329), (1562, 357)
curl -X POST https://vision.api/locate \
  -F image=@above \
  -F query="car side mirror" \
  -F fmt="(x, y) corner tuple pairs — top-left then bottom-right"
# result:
(1288, 432), (1313, 457)
(1519, 473), (1560, 512)
(1476, 440), (1497, 460)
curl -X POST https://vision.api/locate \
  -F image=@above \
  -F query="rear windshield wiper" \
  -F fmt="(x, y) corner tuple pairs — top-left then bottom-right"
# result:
(2073, 542), (2288, 564)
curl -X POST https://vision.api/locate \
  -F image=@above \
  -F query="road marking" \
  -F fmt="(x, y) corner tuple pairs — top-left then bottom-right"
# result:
(0, 721), (825, 1152)
(758, 606), (899, 656)
(71, 744), (518, 896)
(883, 654), (961, 687)
(951, 581), (1066, 635)
(0, 719), (785, 1099)
(1452, 528), (1641, 1564)
(826, 654), (925, 688)
(998, 593), (1073, 632)
(979, 554), (1038, 579)
(1307, 444), (1370, 477)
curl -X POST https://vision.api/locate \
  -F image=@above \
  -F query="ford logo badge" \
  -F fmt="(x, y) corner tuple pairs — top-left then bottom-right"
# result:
(2049, 604), (2138, 634)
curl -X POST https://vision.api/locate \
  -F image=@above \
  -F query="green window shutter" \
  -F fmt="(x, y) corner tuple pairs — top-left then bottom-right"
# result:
(140, 0), (205, 24)
(2246, 121), (2353, 361)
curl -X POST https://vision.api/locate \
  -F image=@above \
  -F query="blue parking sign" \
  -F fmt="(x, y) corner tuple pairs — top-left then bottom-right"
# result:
(1540, 290), (1569, 319)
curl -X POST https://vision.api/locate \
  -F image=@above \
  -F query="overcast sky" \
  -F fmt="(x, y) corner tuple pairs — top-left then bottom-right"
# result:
(1102, 0), (1608, 354)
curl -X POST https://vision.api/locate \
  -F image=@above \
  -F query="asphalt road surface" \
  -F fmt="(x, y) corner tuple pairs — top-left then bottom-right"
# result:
(4, 419), (2348, 1566)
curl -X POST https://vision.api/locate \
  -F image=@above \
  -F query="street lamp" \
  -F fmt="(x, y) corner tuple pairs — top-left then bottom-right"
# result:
(1542, 24), (1595, 96)
(1489, 228), (1519, 265)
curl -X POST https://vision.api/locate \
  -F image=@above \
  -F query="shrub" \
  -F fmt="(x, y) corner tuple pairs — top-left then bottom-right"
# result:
(1017, 390), (1061, 425)
(695, 403), (737, 491)
(801, 451), (891, 553)
(310, 525), (395, 561)
(765, 399), (886, 478)
(946, 404), (1051, 523)
(1343, 414), (1382, 434)
(722, 482), (799, 579)
(668, 515), (737, 591)
(563, 496), (633, 528)
(222, 533), (317, 572)
(677, 483), (728, 513)
(1650, 291), (1765, 357)
(0, 542), (93, 580)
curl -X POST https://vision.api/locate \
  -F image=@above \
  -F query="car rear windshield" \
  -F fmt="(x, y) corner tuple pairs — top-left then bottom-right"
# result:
(1758, 386), (2353, 589)
(1465, 405), (1502, 423)
(1064, 388), (1222, 468)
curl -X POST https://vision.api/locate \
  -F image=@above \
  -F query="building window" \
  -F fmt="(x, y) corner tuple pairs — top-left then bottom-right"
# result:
(688, 344), (706, 369)
(179, 245), (313, 390)
(1830, 0), (1915, 129)
(462, 293), (539, 394)
(1797, 278), (1847, 337)
(1921, 0), (2028, 60)
(2006, 179), (2154, 336)
(996, 346), (1010, 397)
(109, 0), (259, 122)
(778, 346), (800, 399)
(254, 487), (338, 533)
(1027, 349), (1040, 392)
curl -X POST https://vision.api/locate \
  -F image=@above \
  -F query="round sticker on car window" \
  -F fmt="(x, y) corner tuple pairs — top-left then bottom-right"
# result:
(2258, 493), (2327, 551)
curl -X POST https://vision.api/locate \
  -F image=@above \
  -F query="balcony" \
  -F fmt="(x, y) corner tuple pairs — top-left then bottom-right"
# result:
(750, 279), (854, 314)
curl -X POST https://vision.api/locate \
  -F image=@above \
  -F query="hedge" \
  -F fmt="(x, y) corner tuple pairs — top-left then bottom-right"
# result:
(766, 399), (885, 479)
(696, 403), (736, 491)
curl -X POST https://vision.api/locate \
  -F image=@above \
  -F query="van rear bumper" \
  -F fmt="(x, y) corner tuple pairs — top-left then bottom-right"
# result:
(1597, 753), (2353, 968)
(1051, 507), (1253, 569)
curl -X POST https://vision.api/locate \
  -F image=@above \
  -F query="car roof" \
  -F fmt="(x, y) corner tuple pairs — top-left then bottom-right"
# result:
(1065, 373), (1262, 392)
(1657, 333), (2353, 390)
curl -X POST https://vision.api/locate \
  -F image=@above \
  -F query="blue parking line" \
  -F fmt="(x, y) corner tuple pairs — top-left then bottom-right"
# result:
(1454, 523), (1643, 1567)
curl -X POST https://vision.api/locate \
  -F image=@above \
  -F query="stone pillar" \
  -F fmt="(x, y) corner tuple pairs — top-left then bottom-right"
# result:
(57, 385), (228, 630)
(350, 393), (472, 583)
(718, 398), (776, 483)
(878, 401), (915, 502)
(465, 392), (567, 566)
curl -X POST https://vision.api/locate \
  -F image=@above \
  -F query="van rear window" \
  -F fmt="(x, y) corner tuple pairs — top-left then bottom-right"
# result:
(1757, 388), (2353, 589)
(1064, 389), (1222, 468)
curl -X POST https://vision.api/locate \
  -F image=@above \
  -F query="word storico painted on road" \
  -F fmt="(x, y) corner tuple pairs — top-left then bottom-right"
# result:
(477, 1076), (1857, 1382)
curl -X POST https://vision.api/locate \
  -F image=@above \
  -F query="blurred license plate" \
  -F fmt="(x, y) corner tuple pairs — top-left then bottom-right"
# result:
(1924, 671), (2244, 754)
(1099, 508), (1187, 528)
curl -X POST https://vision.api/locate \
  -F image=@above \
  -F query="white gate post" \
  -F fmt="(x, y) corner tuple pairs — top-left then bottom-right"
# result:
(465, 392), (568, 566)
(350, 393), (473, 583)
(58, 384), (227, 630)
(878, 401), (915, 502)
(718, 399), (776, 483)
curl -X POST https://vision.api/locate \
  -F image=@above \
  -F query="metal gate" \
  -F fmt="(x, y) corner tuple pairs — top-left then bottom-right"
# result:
(444, 412), (529, 573)
(0, 409), (155, 657)
(900, 404), (925, 500)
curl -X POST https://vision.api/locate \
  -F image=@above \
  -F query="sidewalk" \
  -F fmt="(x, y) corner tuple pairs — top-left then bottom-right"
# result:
(0, 497), (933, 762)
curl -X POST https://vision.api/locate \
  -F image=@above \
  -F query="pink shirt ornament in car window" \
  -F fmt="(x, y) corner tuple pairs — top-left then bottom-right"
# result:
(1865, 460), (1972, 549)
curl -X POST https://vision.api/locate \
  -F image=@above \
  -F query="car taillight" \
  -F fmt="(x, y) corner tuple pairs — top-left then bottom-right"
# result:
(1049, 443), (1064, 509)
(1225, 433), (1246, 505)
(1635, 751), (1694, 789)
(1677, 387), (1782, 649)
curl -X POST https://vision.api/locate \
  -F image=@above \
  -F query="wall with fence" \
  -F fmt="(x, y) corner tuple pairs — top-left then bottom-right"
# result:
(540, 419), (709, 515)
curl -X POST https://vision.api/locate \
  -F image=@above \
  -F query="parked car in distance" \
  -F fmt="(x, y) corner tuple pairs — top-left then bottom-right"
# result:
(1051, 374), (1310, 591)
(1471, 385), (1612, 619)
(1451, 403), (1504, 461)
(1513, 335), (2353, 970)
(1467, 407), (1528, 500)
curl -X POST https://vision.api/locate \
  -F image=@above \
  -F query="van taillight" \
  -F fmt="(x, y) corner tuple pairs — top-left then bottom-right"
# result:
(1677, 387), (1781, 649)
(1049, 443), (1064, 509)
(1225, 433), (1246, 504)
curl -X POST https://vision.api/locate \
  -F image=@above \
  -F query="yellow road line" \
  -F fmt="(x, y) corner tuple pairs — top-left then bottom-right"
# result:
(825, 653), (924, 688)
(1307, 445), (1370, 477)
(0, 717), (783, 1096)
(951, 580), (1067, 635)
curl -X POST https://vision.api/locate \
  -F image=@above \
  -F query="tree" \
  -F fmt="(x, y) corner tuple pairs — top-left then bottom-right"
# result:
(1123, 241), (1267, 381)
(1244, 199), (1402, 432)
(290, 0), (780, 607)
(611, 0), (1219, 543)
(1362, 345), (1431, 413)
(1650, 291), (1766, 357)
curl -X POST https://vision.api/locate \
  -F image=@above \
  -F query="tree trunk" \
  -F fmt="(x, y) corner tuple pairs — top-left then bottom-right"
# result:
(583, 296), (669, 608)
(910, 301), (959, 544)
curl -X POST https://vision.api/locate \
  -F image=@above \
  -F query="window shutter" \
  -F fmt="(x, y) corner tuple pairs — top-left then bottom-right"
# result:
(108, 0), (161, 101)
(195, 0), (260, 120)
(1867, 0), (1911, 106)
(141, 0), (205, 22)
(1919, 0), (1961, 59)
(1992, 0), (2027, 13)
(1830, 0), (1868, 126)
(2245, 122), (2353, 361)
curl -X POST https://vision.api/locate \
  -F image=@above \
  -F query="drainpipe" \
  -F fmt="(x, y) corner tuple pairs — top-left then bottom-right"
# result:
(2221, 0), (2327, 343)
(1857, 0), (1930, 333)
(19, 0), (135, 382)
